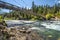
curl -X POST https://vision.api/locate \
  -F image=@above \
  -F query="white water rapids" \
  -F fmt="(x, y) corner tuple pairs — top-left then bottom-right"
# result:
(41, 21), (60, 31)
(5, 20), (60, 31)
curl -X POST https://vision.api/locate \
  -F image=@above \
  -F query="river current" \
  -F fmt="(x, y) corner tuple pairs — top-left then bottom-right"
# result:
(5, 20), (60, 31)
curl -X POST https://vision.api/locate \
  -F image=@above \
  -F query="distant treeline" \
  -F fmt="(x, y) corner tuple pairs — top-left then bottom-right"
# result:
(0, 1), (60, 20)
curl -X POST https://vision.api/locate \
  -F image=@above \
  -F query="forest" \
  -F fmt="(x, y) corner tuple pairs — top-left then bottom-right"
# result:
(0, 1), (60, 21)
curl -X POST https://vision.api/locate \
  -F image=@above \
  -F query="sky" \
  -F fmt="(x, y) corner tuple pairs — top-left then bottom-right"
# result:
(1, 0), (60, 8)
(0, 0), (60, 13)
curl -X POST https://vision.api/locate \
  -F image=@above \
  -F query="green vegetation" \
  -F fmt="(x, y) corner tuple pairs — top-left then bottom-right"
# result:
(0, 2), (60, 21)
(0, 15), (3, 22)
(0, 2), (60, 40)
(46, 13), (54, 20)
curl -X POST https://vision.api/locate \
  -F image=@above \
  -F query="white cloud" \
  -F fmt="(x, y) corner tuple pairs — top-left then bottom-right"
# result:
(58, 0), (60, 3)
(55, 0), (60, 3)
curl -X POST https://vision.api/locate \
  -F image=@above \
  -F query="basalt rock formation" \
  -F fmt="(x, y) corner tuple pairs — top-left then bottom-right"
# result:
(0, 25), (44, 40)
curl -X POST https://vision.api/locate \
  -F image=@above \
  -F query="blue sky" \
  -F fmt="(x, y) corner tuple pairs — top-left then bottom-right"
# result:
(0, 0), (60, 13)
(1, 0), (60, 8)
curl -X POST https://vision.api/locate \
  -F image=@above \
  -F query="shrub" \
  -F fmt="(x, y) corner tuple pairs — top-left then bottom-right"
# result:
(46, 13), (54, 20)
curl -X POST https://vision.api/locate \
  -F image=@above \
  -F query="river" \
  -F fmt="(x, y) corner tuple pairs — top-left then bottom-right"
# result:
(41, 21), (60, 31)
(5, 20), (60, 31)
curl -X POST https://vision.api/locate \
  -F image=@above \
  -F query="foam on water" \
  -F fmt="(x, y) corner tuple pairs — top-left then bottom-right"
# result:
(29, 27), (40, 30)
(41, 21), (60, 31)
(5, 20), (60, 31)
(28, 27), (45, 32)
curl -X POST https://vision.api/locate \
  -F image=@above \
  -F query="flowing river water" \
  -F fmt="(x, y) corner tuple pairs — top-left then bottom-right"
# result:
(4, 20), (60, 40)
(41, 21), (60, 31)
(5, 20), (60, 31)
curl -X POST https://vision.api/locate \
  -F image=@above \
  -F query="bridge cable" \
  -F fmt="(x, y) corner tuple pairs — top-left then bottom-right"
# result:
(20, 0), (28, 6)
(13, 0), (22, 6)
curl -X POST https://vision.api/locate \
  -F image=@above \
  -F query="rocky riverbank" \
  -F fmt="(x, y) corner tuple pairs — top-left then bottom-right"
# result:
(0, 25), (44, 40)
